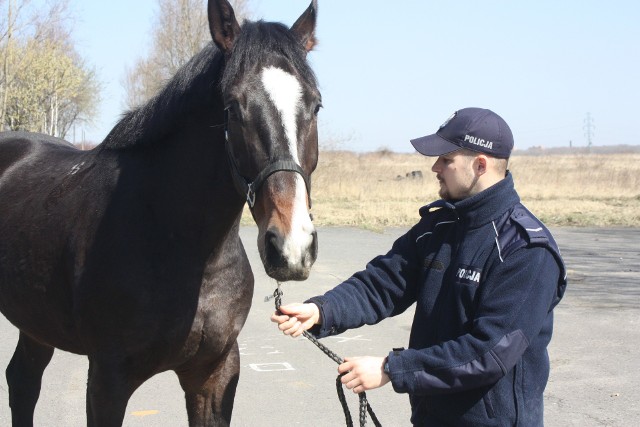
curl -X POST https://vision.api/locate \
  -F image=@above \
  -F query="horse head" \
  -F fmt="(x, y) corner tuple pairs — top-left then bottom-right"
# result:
(209, 0), (320, 281)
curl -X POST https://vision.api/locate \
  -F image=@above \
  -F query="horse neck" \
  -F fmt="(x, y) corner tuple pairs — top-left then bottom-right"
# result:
(103, 110), (246, 254)
(99, 45), (247, 245)
(166, 114), (246, 236)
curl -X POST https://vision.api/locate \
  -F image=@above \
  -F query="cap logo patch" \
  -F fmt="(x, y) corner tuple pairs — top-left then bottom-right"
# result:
(439, 111), (457, 129)
(464, 134), (493, 150)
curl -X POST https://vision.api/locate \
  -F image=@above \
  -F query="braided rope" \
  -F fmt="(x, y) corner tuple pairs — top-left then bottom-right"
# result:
(272, 283), (382, 427)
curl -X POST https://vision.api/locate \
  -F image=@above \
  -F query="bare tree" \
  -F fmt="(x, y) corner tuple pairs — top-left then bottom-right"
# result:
(123, 0), (251, 110)
(0, 0), (100, 137)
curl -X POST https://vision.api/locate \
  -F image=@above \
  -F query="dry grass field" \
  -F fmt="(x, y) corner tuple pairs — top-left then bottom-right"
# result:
(242, 151), (640, 229)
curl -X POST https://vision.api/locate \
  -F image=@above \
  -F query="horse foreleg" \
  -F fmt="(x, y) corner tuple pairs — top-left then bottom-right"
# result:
(176, 341), (240, 427)
(85, 357), (140, 427)
(5, 331), (54, 427)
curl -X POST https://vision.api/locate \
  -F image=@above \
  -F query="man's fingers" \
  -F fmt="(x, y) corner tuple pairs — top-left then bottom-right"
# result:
(337, 357), (389, 393)
(278, 303), (305, 316)
(340, 371), (355, 385)
(270, 313), (290, 323)
(272, 303), (319, 338)
(341, 374), (365, 393)
(338, 358), (355, 374)
(279, 317), (298, 333)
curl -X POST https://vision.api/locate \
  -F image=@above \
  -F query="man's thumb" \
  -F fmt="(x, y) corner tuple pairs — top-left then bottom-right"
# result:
(278, 303), (303, 315)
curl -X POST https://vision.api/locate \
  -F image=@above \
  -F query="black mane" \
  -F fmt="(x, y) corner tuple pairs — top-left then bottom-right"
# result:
(102, 20), (317, 150)
(102, 44), (224, 149)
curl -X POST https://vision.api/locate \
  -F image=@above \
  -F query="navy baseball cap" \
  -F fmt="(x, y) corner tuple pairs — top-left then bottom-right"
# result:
(410, 108), (514, 158)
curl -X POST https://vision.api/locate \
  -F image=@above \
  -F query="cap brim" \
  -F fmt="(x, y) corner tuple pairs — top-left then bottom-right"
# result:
(410, 133), (461, 157)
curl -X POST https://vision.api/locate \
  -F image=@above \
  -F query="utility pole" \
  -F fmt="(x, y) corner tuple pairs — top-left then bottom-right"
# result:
(583, 112), (595, 151)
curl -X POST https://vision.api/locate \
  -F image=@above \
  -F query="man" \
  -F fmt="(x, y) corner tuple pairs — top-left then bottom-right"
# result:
(272, 107), (567, 426)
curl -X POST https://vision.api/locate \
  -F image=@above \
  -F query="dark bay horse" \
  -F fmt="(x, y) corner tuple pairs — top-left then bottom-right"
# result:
(0, 0), (320, 425)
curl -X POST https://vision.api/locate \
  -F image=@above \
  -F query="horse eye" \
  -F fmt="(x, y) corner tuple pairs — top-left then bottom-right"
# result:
(314, 103), (323, 115)
(225, 102), (242, 121)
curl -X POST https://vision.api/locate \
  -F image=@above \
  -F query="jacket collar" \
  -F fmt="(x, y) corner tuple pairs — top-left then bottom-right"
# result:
(421, 171), (520, 228)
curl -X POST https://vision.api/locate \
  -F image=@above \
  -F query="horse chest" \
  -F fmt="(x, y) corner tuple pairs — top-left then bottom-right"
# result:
(174, 249), (254, 362)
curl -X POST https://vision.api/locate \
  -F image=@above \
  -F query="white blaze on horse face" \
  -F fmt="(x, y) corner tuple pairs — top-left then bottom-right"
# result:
(261, 66), (315, 268)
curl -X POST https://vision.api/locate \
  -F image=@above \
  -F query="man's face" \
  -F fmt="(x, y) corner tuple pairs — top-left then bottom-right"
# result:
(431, 151), (478, 201)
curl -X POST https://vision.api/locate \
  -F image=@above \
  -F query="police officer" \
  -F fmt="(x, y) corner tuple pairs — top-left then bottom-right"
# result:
(272, 107), (567, 427)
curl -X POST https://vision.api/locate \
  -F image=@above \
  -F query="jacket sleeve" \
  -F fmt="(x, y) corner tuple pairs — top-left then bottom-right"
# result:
(306, 226), (422, 338)
(386, 246), (560, 395)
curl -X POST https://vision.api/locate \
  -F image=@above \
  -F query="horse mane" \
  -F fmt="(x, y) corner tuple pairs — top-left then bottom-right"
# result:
(101, 20), (317, 150)
(101, 44), (224, 149)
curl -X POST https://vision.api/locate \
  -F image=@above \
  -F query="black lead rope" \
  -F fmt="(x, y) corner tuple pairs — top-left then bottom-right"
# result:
(270, 282), (382, 427)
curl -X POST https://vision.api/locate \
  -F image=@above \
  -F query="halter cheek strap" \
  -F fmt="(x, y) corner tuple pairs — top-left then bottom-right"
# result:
(225, 139), (312, 209)
(224, 110), (312, 209)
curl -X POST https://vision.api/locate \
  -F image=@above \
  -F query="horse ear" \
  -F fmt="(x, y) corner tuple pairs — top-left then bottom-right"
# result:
(208, 0), (241, 55)
(291, 0), (318, 53)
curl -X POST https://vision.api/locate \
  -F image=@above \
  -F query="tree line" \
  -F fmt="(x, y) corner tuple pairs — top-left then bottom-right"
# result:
(0, 0), (98, 139)
(0, 0), (250, 142)
(123, 0), (249, 110)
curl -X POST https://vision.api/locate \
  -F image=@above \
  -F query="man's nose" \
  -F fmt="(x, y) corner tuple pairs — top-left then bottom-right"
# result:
(431, 158), (441, 173)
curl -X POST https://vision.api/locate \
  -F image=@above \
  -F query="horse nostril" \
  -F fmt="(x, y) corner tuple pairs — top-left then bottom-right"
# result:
(309, 230), (318, 262)
(265, 229), (286, 267)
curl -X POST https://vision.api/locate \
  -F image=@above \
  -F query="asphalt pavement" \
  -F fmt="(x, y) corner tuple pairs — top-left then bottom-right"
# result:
(0, 226), (638, 426)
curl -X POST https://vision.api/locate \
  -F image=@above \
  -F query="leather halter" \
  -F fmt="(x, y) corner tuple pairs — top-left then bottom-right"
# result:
(223, 108), (312, 209)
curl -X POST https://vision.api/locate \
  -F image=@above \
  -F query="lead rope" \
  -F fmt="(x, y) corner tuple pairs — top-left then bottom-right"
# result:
(270, 282), (382, 427)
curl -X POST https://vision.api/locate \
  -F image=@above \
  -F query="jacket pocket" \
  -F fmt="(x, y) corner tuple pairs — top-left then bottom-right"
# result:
(419, 389), (498, 427)
(513, 358), (524, 426)
(483, 392), (496, 419)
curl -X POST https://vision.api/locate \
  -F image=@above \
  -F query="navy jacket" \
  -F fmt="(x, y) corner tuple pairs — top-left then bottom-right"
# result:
(308, 173), (567, 426)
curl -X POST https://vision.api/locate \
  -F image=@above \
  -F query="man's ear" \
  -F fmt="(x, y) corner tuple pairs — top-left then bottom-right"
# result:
(476, 155), (488, 175)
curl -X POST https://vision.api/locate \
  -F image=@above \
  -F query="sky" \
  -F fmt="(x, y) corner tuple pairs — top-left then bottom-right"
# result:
(66, 0), (639, 153)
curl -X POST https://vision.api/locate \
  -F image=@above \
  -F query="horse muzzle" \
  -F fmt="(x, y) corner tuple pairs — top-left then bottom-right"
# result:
(262, 226), (317, 281)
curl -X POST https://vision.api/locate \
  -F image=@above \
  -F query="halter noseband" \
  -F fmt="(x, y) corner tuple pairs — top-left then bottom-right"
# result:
(224, 108), (312, 209)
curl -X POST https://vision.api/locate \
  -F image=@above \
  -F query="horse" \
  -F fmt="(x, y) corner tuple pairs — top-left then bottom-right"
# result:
(0, 0), (320, 425)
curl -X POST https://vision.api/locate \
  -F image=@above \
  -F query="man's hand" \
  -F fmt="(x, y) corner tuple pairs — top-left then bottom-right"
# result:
(338, 356), (391, 394)
(270, 303), (320, 337)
